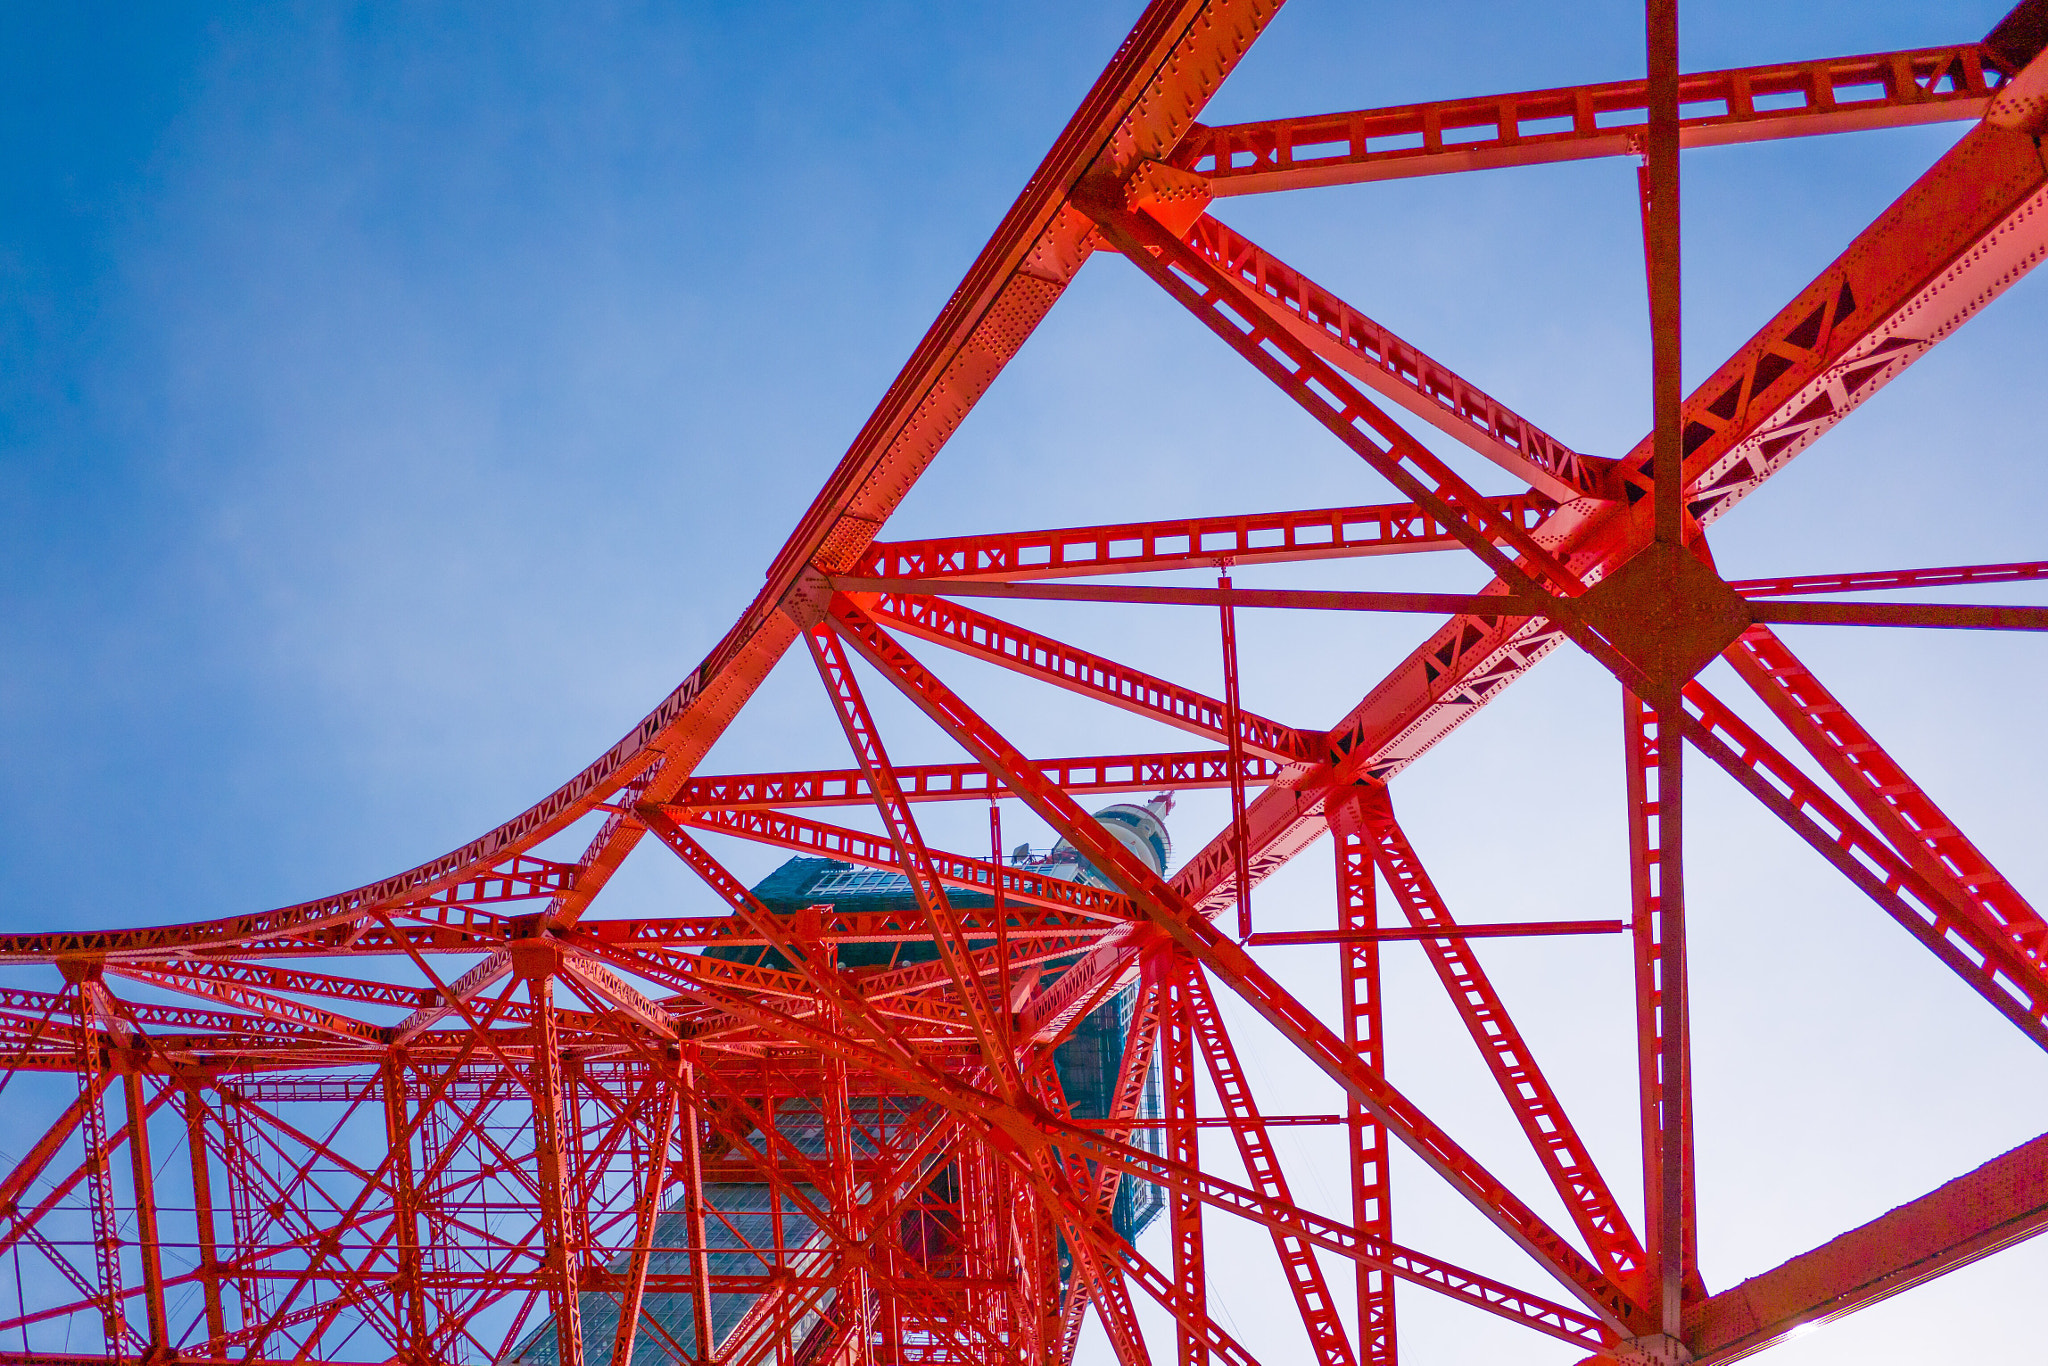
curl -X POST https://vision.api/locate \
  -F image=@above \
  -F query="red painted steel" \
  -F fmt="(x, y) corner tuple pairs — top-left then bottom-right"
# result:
(1684, 1132), (2048, 1363)
(675, 749), (1292, 812)
(860, 589), (1322, 763)
(1327, 794), (1395, 1366)
(1729, 558), (2048, 597)
(1247, 920), (1622, 945)
(1723, 625), (2047, 963)
(1215, 574), (1254, 940)
(1677, 680), (2048, 1048)
(839, 576), (1550, 618)
(1176, 217), (1605, 499)
(854, 495), (1558, 583)
(5, 2), (2047, 1363)
(1351, 788), (1650, 1293)
(1178, 44), (2003, 195)
(1180, 965), (1356, 1366)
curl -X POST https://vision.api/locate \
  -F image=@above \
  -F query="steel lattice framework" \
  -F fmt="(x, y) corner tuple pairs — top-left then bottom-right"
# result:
(4, 2), (2048, 1363)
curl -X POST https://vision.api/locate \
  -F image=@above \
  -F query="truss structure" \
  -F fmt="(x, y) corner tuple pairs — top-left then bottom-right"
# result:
(4, 1), (2048, 1363)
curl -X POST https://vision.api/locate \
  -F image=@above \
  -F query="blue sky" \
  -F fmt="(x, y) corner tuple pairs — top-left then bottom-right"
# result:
(2, 3), (2044, 1362)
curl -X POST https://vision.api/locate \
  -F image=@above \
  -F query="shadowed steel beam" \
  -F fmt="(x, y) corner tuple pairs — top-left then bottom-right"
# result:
(1686, 1132), (2048, 1362)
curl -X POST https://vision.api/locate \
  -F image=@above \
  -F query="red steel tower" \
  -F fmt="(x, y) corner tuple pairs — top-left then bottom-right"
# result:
(3, 1), (2047, 1363)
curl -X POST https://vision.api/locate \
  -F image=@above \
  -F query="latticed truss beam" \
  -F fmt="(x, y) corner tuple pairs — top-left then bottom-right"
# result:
(825, 591), (1648, 1333)
(1176, 216), (1604, 498)
(860, 589), (1322, 763)
(1677, 679), (2048, 1047)
(1179, 42), (2005, 194)
(1159, 31), (2048, 925)
(1350, 786), (1649, 1292)
(676, 748), (1289, 810)
(855, 494), (1558, 583)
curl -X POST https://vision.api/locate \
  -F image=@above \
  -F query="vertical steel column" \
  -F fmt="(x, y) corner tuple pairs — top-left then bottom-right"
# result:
(566, 1056), (595, 1281)
(121, 1072), (169, 1355)
(1152, 953), (1207, 1365)
(991, 802), (1013, 1057)
(183, 1082), (227, 1349)
(1181, 968), (1356, 1366)
(1328, 793), (1396, 1366)
(1626, 691), (1697, 1339)
(878, 1286), (903, 1365)
(1018, 1173), (1060, 1365)
(764, 1071), (791, 1366)
(822, 992), (872, 1366)
(950, 1137), (984, 1339)
(1218, 571), (1253, 941)
(877, 1167), (907, 1361)
(381, 1057), (428, 1364)
(67, 974), (128, 1363)
(221, 1095), (267, 1335)
(682, 1059), (716, 1365)
(1644, 0), (1682, 556)
(611, 1060), (678, 1366)
(1638, 0), (1695, 1343)
(524, 955), (585, 1366)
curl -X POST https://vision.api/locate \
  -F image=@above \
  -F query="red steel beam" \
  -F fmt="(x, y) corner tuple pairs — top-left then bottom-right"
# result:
(1745, 600), (2048, 630)
(1729, 558), (2048, 597)
(1639, 2), (1696, 1347)
(859, 589), (1322, 764)
(855, 494), (1557, 583)
(66, 978), (132, 1361)
(1724, 625), (2047, 966)
(1151, 955), (1207, 1366)
(108, 963), (390, 1045)
(1181, 963), (1357, 1366)
(121, 1072), (170, 1354)
(1354, 787), (1648, 1294)
(842, 576), (1548, 618)
(1217, 571), (1255, 940)
(825, 592), (1647, 1334)
(1179, 216), (1606, 499)
(1677, 681), (2048, 1049)
(521, 961), (585, 1366)
(1327, 792), (1396, 1366)
(1684, 1131), (2048, 1363)
(675, 748), (1288, 811)
(378, 1061), (428, 1365)
(1092, 205), (1584, 604)
(669, 803), (1136, 924)
(1248, 920), (1620, 945)
(1161, 46), (2048, 927)
(1177, 43), (2001, 195)
(1625, 691), (1704, 1332)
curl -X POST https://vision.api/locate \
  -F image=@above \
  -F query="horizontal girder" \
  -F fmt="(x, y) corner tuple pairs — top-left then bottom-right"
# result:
(1179, 42), (2004, 194)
